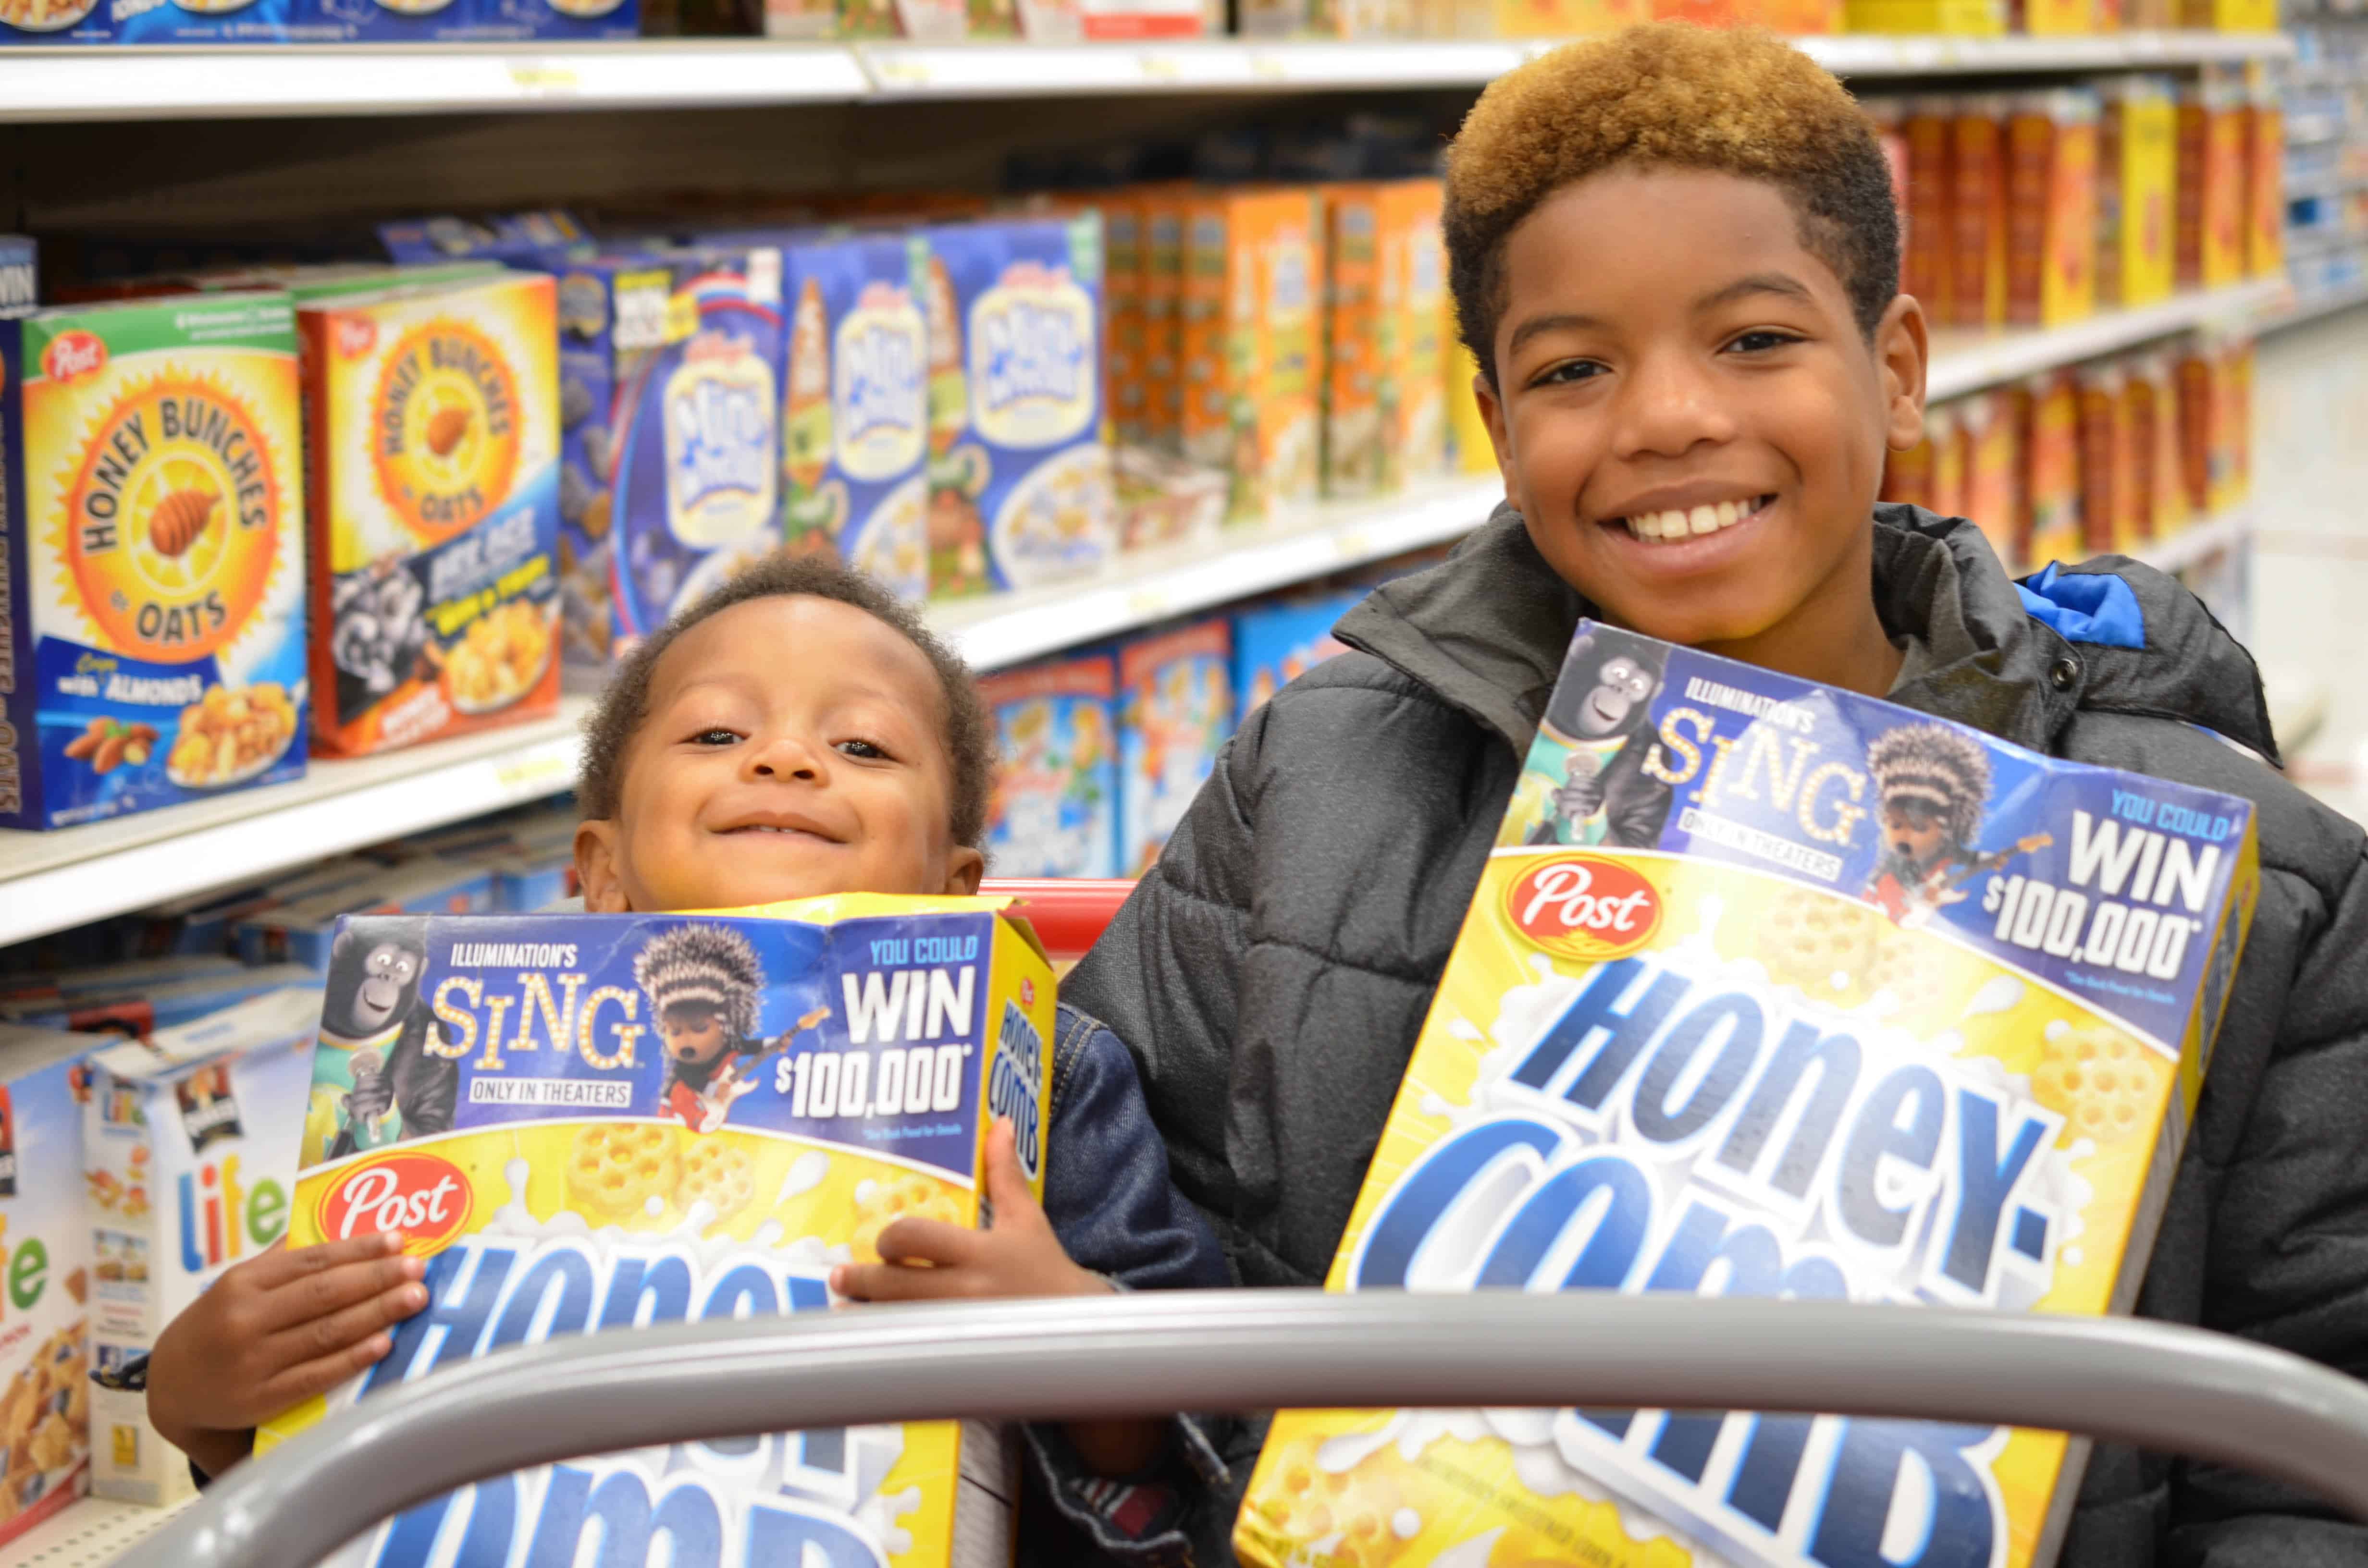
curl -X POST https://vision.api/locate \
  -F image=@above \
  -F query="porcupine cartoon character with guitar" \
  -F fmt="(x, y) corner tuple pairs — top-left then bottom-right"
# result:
(1863, 723), (2053, 928)
(634, 925), (830, 1134)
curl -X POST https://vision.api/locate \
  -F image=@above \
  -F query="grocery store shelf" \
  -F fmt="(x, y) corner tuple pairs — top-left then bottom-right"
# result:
(936, 475), (1499, 670)
(2258, 274), (2368, 335)
(0, 1494), (191, 1568)
(0, 29), (2295, 122)
(1925, 279), (2284, 401)
(0, 699), (587, 951)
(0, 40), (870, 123)
(2133, 509), (2249, 575)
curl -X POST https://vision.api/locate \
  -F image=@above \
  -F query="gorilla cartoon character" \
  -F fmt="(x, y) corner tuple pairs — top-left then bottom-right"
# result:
(314, 919), (456, 1163)
(1527, 627), (1674, 849)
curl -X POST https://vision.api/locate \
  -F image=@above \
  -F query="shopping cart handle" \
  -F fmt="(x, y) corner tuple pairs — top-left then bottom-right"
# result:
(121, 1290), (2368, 1568)
(977, 876), (1135, 959)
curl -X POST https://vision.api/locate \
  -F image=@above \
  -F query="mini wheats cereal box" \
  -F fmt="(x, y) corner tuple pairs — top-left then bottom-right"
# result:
(555, 250), (785, 678)
(0, 1025), (95, 1544)
(300, 272), (561, 756)
(258, 896), (1058, 1568)
(0, 294), (308, 829)
(1238, 623), (2259, 1568)
(84, 988), (315, 1506)
(779, 233), (930, 600)
(981, 654), (1120, 878)
(917, 217), (1114, 599)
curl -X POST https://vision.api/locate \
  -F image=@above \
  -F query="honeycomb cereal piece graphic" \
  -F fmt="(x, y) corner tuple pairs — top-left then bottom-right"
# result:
(1866, 933), (1952, 1019)
(1754, 886), (1882, 994)
(567, 1124), (680, 1219)
(1252, 1440), (1406, 1568)
(677, 1139), (756, 1220)
(848, 1175), (964, 1263)
(2033, 1024), (2166, 1144)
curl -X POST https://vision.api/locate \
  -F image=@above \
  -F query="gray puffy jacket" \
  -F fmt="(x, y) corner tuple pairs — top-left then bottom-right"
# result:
(1065, 503), (2368, 1567)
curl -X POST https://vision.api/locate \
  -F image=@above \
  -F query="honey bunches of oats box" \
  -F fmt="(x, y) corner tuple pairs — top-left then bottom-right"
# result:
(259, 894), (1057, 1568)
(915, 216), (1113, 600)
(300, 271), (561, 756)
(0, 1024), (98, 1545)
(0, 293), (308, 830)
(1237, 621), (2258, 1568)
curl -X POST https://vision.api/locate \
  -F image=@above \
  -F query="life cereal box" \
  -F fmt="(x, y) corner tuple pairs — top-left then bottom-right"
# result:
(982, 654), (1121, 879)
(84, 987), (316, 1506)
(257, 897), (1058, 1568)
(777, 233), (931, 600)
(554, 250), (785, 679)
(917, 216), (1114, 599)
(0, 294), (308, 830)
(1238, 622), (2258, 1568)
(0, 1025), (96, 1545)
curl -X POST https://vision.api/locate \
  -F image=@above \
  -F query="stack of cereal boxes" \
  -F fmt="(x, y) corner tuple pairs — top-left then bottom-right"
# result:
(85, 986), (317, 1506)
(258, 895), (1057, 1568)
(554, 248), (784, 679)
(980, 655), (1122, 877)
(299, 270), (563, 754)
(0, 1024), (96, 1545)
(1, 293), (309, 829)
(1236, 622), (2257, 1568)
(1, 0), (635, 46)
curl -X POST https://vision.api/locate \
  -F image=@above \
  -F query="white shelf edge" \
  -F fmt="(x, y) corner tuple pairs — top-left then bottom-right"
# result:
(0, 1494), (192, 1568)
(1925, 279), (2285, 402)
(2130, 508), (2248, 575)
(2257, 275), (2368, 335)
(0, 29), (2299, 122)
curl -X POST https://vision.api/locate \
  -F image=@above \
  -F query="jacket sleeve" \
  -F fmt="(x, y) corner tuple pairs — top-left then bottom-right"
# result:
(2165, 845), (2368, 1567)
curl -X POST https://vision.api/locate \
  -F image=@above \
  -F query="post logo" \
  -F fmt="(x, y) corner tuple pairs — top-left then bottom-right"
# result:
(44, 331), (107, 384)
(1504, 853), (1663, 962)
(316, 1152), (473, 1258)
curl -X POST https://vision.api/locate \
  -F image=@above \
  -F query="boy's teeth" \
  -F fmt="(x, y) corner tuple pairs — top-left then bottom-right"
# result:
(1621, 497), (1764, 543)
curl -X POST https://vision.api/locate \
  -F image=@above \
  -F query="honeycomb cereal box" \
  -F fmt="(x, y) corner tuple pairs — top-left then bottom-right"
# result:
(1119, 617), (1233, 876)
(0, 294), (308, 830)
(0, 1025), (96, 1544)
(1239, 621), (2259, 1568)
(298, 273), (559, 756)
(916, 216), (1113, 599)
(775, 233), (929, 599)
(1182, 189), (1321, 526)
(257, 897), (1057, 1568)
(982, 656), (1121, 879)
(553, 249), (785, 678)
(84, 987), (316, 1506)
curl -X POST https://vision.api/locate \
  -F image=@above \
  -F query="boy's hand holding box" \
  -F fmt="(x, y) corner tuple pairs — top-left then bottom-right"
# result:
(1238, 621), (2257, 1568)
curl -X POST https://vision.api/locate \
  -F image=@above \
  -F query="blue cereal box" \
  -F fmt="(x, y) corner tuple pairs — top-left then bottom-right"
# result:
(85, 988), (317, 1506)
(0, 1024), (97, 1546)
(916, 217), (1115, 600)
(1232, 588), (1357, 715)
(1118, 617), (1232, 875)
(981, 654), (1119, 878)
(0, 294), (309, 830)
(553, 251), (784, 680)
(111, 0), (354, 44)
(0, 238), (34, 319)
(778, 233), (931, 600)
(0, 0), (105, 40)
(1240, 622), (2260, 1568)
(257, 896), (1058, 1568)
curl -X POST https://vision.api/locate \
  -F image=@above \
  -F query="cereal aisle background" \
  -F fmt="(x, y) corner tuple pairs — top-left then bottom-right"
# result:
(2, 0), (2367, 1557)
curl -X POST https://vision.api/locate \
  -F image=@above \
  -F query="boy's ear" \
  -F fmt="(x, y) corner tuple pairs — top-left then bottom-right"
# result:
(575, 821), (633, 913)
(1473, 368), (1519, 515)
(1875, 293), (1931, 453)
(943, 846), (985, 897)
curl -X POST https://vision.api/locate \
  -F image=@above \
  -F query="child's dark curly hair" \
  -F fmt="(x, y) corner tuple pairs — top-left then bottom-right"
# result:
(1444, 23), (1901, 385)
(578, 553), (994, 851)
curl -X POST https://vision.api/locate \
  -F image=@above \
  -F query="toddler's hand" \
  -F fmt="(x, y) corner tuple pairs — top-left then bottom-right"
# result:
(830, 1119), (1104, 1304)
(148, 1233), (428, 1479)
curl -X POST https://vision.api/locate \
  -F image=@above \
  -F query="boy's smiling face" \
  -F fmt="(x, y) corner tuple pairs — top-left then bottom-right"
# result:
(576, 595), (985, 914)
(1477, 168), (1928, 686)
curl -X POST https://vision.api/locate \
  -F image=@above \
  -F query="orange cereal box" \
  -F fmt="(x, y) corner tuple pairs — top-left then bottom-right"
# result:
(300, 272), (560, 756)
(2006, 89), (2098, 329)
(1322, 180), (1446, 498)
(1182, 188), (1321, 524)
(1959, 387), (2023, 568)
(2097, 78), (2177, 309)
(1, 294), (308, 829)
(2019, 371), (2083, 569)
(1237, 622), (2258, 1568)
(1904, 97), (1957, 321)
(1952, 98), (2011, 329)
(2244, 78), (2284, 279)
(2177, 77), (2248, 292)
(2124, 352), (2183, 542)
(2075, 362), (2136, 554)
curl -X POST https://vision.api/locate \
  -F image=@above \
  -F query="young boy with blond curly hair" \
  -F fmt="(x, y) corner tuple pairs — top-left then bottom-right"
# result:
(1070, 24), (2368, 1564)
